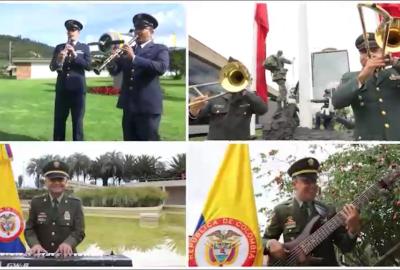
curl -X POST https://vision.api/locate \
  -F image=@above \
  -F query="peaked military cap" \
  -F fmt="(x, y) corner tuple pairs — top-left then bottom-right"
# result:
(288, 157), (320, 178)
(42, 160), (70, 180)
(65, 19), (83, 31)
(132, 13), (158, 29)
(355, 32), (379, 51)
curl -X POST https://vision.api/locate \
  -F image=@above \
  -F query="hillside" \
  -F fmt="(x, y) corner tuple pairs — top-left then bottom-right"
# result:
(0, 35), (54, 65)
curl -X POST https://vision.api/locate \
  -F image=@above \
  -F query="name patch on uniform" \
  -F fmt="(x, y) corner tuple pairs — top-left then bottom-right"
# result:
(64, 211), (71, 221)
(213, 104), (225, 109)
(76, 50), (84, 54)
(389, 74), (400, 80)
(239, 103), (250, 108)
(284, 216), (296, 229)
(37, 212), (47, 223)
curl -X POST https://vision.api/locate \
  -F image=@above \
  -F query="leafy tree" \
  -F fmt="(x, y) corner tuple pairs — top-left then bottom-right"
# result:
(67, 153), (91, 183)
(88, 152), (123, 186)
(322, 144), (400, 266)
(253, 144), (400, 266)
(169, 48), (185, 79)
(26, 154), (63, 188)
(167, 153), (186, 179)
(122, 154), (136, 182)
(131, 155), (161, 181)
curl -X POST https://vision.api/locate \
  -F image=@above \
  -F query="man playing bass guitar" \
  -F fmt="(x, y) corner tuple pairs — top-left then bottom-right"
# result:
(263, 157), (361, 266)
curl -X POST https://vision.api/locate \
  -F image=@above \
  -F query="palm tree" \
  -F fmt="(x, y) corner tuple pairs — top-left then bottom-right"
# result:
(131, 155), (161, 182)
(167, 153), (186, 179)
(123, 154), (136, 183)
(88, 152), (123, 186)
(67, 153), (91, 182)
(26, 154), (63, 188)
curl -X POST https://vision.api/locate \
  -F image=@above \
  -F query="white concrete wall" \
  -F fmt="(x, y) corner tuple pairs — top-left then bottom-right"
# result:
(30, 63), (57, 79)
(30, 63), (110, 79)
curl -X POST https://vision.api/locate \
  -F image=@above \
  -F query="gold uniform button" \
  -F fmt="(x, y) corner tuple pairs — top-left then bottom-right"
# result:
(360, 102), (365, 106)
(51, 232), (55, 236)
(385, 123), (390, 128)
(66, 223), (70, 226)
(129, 86), (133, 90)
(358, 136), (362, 140)
(216, 110), (220, 113)
(66, 73), (70, 77)
(376, 87), (380, 91)
(51, 242), (55, 246)
(381, 111), (386, 116)
(358, 95), (362, 100)
(52, 222), (56, 226)
(243, 112), (247, 115)
(130, 77), (133, 81)
(379, 98), (383, 103)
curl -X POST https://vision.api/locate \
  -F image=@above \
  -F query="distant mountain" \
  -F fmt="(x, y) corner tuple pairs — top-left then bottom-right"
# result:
(0, 35), (54, 64)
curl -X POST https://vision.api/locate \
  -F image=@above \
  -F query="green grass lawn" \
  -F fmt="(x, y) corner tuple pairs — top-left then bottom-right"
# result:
(0, 77), (185, 141)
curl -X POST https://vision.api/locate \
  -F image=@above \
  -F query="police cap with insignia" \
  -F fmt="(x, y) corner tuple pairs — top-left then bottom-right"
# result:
(132, 13), (158, 30)
(42, 160), (70, 180)
(355, 32), (379, 51)
(64, 19), (83, 31)
(288, 157), (320, 180)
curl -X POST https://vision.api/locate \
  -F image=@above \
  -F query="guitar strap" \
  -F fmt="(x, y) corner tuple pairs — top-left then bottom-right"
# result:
(314, 202), (328, 219)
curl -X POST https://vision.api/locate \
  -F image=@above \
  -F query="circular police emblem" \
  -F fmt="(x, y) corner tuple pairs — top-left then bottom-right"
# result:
(54, 161), (60, 168)
(0, 207), (24, 242)
(188, 217), (258, 267)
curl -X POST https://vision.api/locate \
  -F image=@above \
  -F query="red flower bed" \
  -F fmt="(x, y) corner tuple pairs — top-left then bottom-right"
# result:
(89, 86), (120, 96)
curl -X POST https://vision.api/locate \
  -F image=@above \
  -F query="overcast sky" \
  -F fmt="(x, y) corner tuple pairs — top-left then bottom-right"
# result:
(0, 2), (186, 48)
(188, 1), (379, 90)
(8, 142), (186, 187)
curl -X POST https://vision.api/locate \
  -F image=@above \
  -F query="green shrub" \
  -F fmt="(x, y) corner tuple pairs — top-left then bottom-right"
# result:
(75, 187), (167, 207)
(18, 188), (74, 200)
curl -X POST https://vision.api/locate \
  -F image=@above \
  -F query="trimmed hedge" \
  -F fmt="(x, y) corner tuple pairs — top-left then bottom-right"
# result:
(75, 187), (167, 207)
(18, 188), (73, 200)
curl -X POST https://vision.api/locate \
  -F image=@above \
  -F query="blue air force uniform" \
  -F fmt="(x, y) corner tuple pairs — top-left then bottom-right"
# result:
(108, 13), (169, 141)
(49, 20), (91, 141)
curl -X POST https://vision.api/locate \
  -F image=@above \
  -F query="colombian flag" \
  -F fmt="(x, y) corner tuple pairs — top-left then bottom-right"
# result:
(0, 144), (26, 252)
(188, 144), (263, 267)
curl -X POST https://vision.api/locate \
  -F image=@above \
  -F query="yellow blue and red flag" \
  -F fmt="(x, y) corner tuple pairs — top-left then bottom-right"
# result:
(188, 144), (263, 266)
(0, 144), (26, 252)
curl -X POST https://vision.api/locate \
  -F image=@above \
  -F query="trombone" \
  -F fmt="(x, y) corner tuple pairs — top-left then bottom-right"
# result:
(358, 3), (400, 68)
(188, 61), (251, 107)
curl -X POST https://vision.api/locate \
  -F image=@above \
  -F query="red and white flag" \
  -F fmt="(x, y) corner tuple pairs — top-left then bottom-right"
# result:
(253, 3), (269, 102)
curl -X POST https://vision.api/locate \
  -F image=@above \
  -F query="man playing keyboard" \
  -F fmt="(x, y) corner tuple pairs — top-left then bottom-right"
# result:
(24, 161), (85, 257)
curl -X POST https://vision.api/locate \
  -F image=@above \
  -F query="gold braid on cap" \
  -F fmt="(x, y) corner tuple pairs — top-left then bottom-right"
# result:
(44, 170), (70, 179)
(291, 169), (318, 177)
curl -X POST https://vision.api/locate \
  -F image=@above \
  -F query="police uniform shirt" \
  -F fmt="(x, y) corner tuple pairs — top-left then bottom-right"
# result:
(333, 64), (400, 140)
(24, 193), (85, 253)
(191, 91), (268, 140)
(263, 198), (357, 266)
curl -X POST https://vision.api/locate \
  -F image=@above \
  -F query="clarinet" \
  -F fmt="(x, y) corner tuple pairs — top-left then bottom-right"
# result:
(57, 39), (72, 71)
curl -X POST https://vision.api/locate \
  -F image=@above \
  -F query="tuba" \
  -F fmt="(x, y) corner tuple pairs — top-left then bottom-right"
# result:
(188, 61), (251, 107)
(358, 3), (400, 63)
